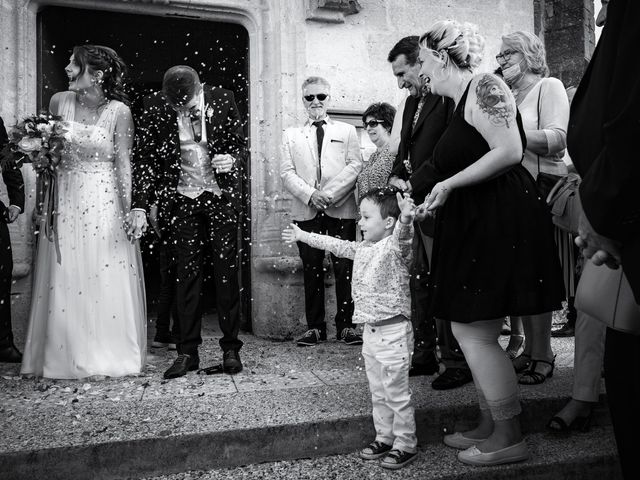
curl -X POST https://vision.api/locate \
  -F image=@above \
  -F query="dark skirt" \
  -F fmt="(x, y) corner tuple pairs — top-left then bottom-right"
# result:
(429, 165), (565, 322)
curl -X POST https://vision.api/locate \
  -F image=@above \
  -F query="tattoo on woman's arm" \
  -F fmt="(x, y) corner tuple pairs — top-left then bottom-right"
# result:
(475, 75), (515, 128)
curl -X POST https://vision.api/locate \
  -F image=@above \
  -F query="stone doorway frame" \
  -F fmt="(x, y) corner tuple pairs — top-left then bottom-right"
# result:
(6, 0), (296, 333)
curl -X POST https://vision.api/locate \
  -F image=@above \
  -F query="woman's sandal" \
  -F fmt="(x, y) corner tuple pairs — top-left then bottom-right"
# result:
(547, 413), (592, 433)
(505, 334), (525, 360)
(512, 353), (532, 373)
(518, 355), (556, 385)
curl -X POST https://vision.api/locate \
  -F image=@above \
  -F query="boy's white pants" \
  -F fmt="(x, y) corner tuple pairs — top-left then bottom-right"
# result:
(362, 320), (417, 453)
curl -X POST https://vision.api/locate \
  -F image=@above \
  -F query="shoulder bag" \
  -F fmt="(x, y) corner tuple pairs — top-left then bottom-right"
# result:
(575, 259), (640, 335)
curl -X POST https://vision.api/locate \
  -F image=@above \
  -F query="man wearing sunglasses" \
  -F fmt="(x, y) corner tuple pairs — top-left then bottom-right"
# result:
(281, 76), (363, 347)
(387, 36), (472, 390)
(129, 65), (247, 380)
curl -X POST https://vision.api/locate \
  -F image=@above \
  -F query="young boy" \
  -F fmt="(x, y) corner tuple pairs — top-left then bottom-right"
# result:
(283, 187), (418, 469)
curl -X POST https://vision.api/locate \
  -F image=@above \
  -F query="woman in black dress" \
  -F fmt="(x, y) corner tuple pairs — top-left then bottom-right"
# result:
(415, 21), (564, 466)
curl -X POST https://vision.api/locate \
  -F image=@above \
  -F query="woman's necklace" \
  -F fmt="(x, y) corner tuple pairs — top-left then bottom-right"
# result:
(512, 77), (540, 104)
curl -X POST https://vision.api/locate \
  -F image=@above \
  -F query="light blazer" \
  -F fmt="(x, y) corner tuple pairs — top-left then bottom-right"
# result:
(281, 117), (362, 221)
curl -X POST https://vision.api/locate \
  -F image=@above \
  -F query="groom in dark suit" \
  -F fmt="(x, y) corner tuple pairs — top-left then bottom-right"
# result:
(129, 66), (247, 379)
(0, 116), (25, 363)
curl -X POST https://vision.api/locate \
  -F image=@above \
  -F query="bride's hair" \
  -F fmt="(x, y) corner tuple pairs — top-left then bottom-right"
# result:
(73, 45), (130, 105)
(419, 21), (484, 72)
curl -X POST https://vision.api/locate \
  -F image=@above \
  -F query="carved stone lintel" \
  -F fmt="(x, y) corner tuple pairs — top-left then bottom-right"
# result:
(306, 0), (362, 24)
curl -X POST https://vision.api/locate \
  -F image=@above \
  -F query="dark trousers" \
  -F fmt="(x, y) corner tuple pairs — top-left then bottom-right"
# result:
(155, 238), (180, 338)
(0, 222), (13, 348)
(604, 328), (640, 480)
(171, 192), (242, 356)
(295, 212), (355, 336)
(412, 222), (469, 370)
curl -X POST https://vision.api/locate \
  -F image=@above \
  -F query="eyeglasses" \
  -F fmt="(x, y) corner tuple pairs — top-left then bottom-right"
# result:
(303, 94), (328, 102)
(495, 49), (517, 63)
(363, 120), (384, 129)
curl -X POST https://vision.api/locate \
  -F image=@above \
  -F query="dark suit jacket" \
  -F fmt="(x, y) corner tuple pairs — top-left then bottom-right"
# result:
(390, 93), (454, 204)
(0, 117), (25, 222)
(132, 85), (247, 232)
(567, 0), (640, 301)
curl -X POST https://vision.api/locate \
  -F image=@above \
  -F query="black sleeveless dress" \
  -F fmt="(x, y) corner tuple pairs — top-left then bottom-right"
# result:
(428, 83), (565, 323)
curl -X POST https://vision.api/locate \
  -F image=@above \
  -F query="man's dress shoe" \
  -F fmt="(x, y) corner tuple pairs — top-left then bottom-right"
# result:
(432, 367), (473, 390)
(223, 350), (243, 374)
(163, 354), (199, 379)
(0, 345), (22, 363)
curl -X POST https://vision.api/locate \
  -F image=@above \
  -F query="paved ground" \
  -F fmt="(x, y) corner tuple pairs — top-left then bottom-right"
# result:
(1, 310), (599, 480)
(140, 427), (619, 480)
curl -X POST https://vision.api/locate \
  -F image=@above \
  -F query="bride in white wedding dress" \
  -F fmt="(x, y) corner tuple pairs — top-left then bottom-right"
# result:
(21, 45), (146, 379)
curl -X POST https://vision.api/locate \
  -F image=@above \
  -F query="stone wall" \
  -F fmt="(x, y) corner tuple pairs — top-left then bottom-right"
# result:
(1, 0), (535, 340)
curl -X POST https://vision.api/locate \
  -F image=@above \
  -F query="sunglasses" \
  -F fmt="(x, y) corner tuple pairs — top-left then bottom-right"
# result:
(495, 49), (517, 63)
(304, 93), (328, 102)
(363, 120), (384, 129)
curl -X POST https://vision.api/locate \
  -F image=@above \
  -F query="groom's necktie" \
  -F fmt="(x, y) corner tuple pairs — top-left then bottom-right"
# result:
(313, 120), (325, 184)
(188, 108), (202, 143)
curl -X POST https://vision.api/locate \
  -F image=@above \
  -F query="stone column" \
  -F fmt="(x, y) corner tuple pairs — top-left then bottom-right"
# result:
(535, 0), (596, 87)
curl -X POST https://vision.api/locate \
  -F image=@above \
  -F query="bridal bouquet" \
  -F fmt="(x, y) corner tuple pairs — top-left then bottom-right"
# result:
(1, 113), (67, 263)
(1, 112), (67, 172)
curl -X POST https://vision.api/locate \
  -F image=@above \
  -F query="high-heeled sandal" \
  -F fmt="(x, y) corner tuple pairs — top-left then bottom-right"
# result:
(518, 355), (555, 385)
(512, 353), (532, 373)
(547, 412), (592, 433)
(505, 334), (525, 360)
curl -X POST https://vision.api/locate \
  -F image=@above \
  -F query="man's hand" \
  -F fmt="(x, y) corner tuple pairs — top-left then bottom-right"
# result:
(396, 192), (416, 224)
(413, 200), (433, 222)
(389, 176), (408, 191)
(282, 223), (303, 244)
(309, 190), (332, 210)
(125, 210), (148, 242)
(149, 205), (161, 238)
(575, 211), (622, 269)
(5, 206), (20, 224)
(211, 154), (235, 173)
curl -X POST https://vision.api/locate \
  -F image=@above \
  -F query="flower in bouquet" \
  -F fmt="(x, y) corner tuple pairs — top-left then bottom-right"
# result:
(1, 112), (67, 173)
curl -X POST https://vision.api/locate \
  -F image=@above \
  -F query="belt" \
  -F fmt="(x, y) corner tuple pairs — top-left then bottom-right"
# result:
(369, 315), (409, 327)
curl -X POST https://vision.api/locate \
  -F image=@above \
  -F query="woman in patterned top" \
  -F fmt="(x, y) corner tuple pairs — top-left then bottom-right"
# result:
(356, 102), (396, 202)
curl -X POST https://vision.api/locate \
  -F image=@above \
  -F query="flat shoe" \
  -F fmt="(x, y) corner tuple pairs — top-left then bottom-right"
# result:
(458, 441), (529, 466)
(547, 414), (591, 433)
(443, 432), (488, 450)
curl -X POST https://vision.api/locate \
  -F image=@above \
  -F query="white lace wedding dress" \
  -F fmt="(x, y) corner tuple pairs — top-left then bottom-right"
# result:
(21, 92), (146, 379)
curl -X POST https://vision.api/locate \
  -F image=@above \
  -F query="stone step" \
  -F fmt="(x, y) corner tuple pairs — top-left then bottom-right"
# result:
(0, 368), (613, 480)
(139, 426), (622, 480)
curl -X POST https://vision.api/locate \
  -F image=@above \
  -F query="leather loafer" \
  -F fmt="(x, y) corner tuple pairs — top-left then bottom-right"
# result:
(163, 353), (199, 379)
(432, 367), (473, 390)
(223, 350), (243, 374)
(0, 344), (22, 363)
(444, 432), (488, 450)
(409, 353), (440, 377)
(458, 440), (529, 466)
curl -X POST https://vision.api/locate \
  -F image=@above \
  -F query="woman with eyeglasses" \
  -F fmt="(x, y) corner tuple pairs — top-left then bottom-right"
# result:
(496, 31), (572, 388)
(356, 102), (397, 202)
(414, 20), (563, 466)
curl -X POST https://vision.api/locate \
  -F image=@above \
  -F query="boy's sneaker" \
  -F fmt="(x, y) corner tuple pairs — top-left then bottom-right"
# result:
(296, 329), (326, 346)
(380, 449), (418, 470)
(359, 441), (392, 460)
(152, 333), (177, 350)
(340, 327), (363, 345)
